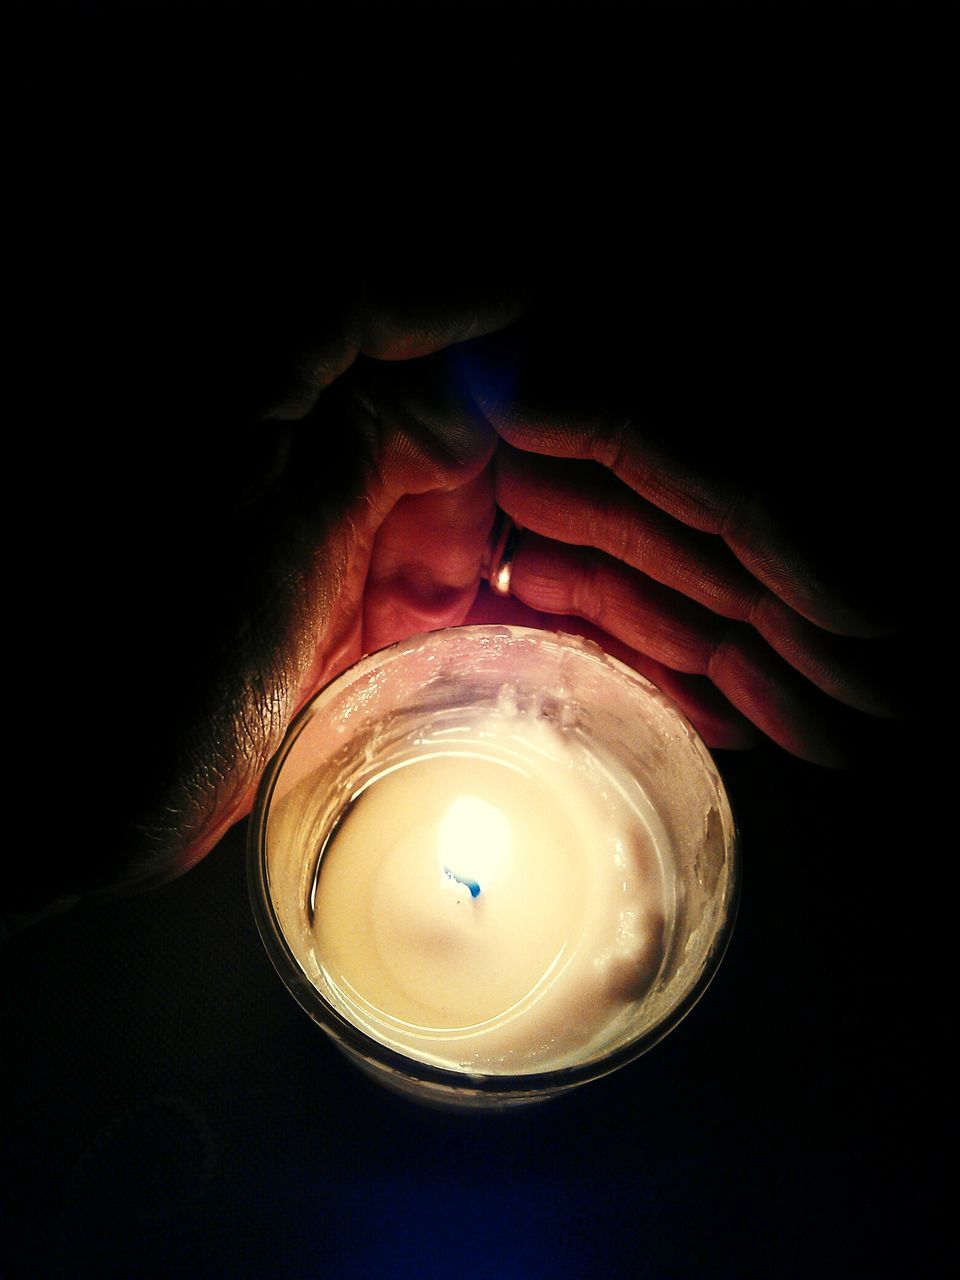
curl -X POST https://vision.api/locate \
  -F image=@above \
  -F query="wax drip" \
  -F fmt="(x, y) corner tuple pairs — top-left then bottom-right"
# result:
(443, 867), (481, 898)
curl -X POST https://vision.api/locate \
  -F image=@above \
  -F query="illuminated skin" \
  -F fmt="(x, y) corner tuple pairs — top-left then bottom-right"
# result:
(4, 281), (904, 933)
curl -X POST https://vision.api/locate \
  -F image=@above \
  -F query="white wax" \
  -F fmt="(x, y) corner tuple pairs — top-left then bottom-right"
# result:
(307, 712), (670, 1075)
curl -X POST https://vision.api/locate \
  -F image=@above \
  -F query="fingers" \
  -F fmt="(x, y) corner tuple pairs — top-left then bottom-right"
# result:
(358, 355), (499, 500)
(495, 447), (902, 719)
(363, 468), (496, 653)
(86, 346), (505, 900)
(473, 390), (889, 639)
(266, 283), (528, 421)
(504, 531), (887, 767)
(745, 594), (904, 720)
(359, 284), (530, 364)
(292, 353), (500, 693)
(359, 356), (500, 650)
(495, 444), (767, 621)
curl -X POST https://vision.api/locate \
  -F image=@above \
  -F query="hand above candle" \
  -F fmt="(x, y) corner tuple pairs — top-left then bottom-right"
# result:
(6, 266), (911, 934)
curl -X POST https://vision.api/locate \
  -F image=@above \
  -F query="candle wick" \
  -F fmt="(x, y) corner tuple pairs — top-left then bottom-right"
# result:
(443, 866), (481, 898)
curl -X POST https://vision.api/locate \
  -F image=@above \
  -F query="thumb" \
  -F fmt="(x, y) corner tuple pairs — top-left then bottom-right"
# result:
(363, 467), (497, 653)
(346, 351), (500, 652)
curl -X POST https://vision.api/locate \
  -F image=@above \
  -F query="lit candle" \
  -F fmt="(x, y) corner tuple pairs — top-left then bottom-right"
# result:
(309, 719), (667, 1073)
(250, 626), (738, 1107)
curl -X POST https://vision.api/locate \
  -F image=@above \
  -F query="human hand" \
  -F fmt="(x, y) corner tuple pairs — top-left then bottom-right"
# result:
(457, 315), (906, 769)
(5, 283), (524, 933)
(8, 275), (906, 936)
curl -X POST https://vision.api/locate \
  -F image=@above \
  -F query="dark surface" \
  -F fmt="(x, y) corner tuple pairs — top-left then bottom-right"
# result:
(2, 738), (929, 1279)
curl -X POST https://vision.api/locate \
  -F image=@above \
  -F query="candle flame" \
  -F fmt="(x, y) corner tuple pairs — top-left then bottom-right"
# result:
(438, 794), (513, 896)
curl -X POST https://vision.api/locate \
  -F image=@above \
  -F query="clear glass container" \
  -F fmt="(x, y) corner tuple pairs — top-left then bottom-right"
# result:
(248, 625), (739, 1110)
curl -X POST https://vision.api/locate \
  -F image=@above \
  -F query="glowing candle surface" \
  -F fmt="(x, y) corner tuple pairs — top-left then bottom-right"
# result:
(308, 708), (668, 1074)
(252, 626), (737, 1106)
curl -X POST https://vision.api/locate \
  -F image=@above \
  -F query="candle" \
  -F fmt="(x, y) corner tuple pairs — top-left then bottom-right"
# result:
(310, 714), (667, 1073)
(250, 626), (738, 1107)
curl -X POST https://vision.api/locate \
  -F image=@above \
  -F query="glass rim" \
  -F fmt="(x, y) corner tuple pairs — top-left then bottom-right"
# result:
(246, 623), (741, 1098)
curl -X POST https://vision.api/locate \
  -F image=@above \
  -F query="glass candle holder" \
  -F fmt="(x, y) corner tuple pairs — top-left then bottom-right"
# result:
(248, 625), (738, 1110)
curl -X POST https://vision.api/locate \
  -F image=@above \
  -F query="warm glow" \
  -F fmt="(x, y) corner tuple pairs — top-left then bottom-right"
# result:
(438, 794), (513, 895)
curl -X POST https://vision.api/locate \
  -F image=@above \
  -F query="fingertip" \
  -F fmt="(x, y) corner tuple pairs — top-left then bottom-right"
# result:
(359, 288), (529, 363)
(362, 582), (482, 654)
(450, 333), (522, 428)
